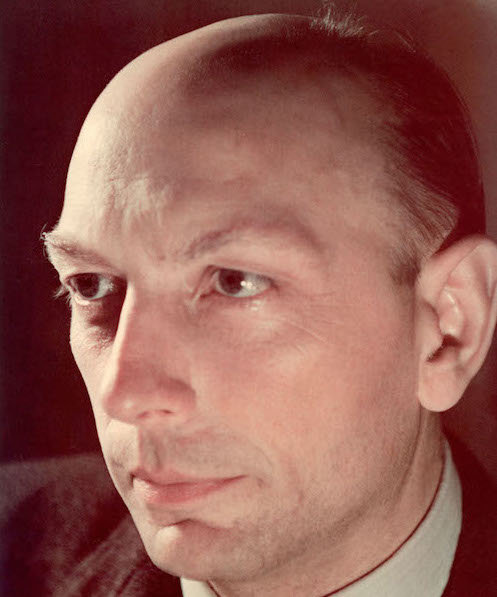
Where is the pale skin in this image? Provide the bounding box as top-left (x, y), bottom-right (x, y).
top-left (45, 15), bottom-right (497, 597)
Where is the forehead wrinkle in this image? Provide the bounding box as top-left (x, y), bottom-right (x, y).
top-left (179, 216), bottom-right (324, 263)
top-left (89, 174), bottom-right (178, 244)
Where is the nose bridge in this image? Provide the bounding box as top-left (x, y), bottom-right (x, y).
top-left (99, 291), bottom-right (196, 423)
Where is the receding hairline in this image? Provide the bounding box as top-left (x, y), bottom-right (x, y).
top-left (88, 12), bottom-right (391, 165)
top-left (76, 11), bottom-right (393, 182)
top-left (73, 14), bottom-right (415, 286)
top-left (92, 14), bottom-right (314, 113)
top-left (74, 11), bottom-right (479, 286)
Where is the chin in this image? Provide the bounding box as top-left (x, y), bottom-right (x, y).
top-left (138, 518), bottom-right (266, 583)
top-left (139, 518), bottom-right (232, 578)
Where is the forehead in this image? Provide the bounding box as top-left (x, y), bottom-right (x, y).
top-left (59, 60), bottom-right (397, 260)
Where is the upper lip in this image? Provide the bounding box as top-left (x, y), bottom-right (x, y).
top-left (131, 467), bottom-right (233, 486)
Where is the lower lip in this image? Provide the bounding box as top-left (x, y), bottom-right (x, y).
top-left (132, 476), bottom-right (241, 505)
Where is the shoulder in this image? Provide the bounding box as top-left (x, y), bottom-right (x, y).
top-left (444, 436), bottom-right (497, 595)
top-left (0, 454), bottom-right (123, 592)
top-left (0, 452), bottom-right (119, 525)
top-left (0, 452), bottom-right (127, 562)
top-left (0, 454), bottom-right (136, 595)
top-left (0, 453), bottom-right (181, 596)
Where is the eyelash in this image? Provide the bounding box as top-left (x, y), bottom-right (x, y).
top-left (54, 284), bottom-right (72, 304)
top-left (57, 268), bottom-right (274, 307)
top-left (55, 274), bottom-right (124, 313)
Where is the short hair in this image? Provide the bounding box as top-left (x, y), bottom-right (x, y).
top-left (312, 5), bottom-right (485, 283)
top-left (198, 6), bottom-right (486, 284)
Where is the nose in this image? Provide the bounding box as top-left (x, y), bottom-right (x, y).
top-left (98, 291), bottom-right (196, 425)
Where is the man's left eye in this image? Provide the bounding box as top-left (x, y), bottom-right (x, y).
top-left (67, 273), bottom-right (119, 302)
top-left (213, 269), bottom-right (272, 298)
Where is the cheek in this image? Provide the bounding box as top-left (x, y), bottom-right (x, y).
top-left (69, 315), bottom-right (112, 423)
top-left (69, 316), bottom-right (93, 383)
top-left (191, 282), bottom-right (417, 471)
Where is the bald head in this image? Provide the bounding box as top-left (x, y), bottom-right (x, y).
top-left (62, 9), bottom-right (483, 285)
top-left (73, 13), bottom-right (379, 168)
top-left (92, 14), bottom-right (312, 109)
top-left (64, 13), bottom-right (394, 253)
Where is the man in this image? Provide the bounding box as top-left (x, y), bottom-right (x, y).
top-left (2, 7), bottom-right (497, 596)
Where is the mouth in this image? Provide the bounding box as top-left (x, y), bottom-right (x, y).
top-left (131, 471), bottom-right (244, 506)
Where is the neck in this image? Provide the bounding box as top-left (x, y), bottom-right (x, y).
top-left (210, 414), bottom-right (444, 597)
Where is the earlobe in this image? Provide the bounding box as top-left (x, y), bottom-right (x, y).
top-left (416, 236), bottom-right (497, 412)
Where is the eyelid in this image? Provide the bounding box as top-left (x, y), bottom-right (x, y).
top-left (197, 267), bottom-right (273, 300)
top-left (64, 272), bottom-right (123, 304)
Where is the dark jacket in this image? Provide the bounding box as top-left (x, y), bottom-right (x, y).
top-left (1, 439), bottom-right (496, 596)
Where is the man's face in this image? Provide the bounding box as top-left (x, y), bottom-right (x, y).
top-left (52, 70), bottom-right (422, 582)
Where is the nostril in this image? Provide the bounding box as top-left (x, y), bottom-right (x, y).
top-left (137, 408), bottom-right (175, 421)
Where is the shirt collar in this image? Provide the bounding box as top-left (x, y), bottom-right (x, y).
top-left (181, 440), bottom-right (462, 597)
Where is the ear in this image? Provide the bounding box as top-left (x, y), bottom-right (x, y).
top-left (416, 235), bottom-right (497, 412)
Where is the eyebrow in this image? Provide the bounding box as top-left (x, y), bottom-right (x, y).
top-left (43, 218), bottom-right (321, 267)
top-left (42, 231), bottom-right (113, 268)
top-left (180, 219), bottom-right (321, 261)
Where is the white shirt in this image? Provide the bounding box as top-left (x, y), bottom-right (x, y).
top-left (181, 441), bottom-right (462, 597)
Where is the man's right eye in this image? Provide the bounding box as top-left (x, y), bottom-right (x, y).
top-left (66, 273), bottom-right (120, 303)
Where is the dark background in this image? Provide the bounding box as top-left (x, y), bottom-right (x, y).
top-left (2, 1), bottom-right (496, 478)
